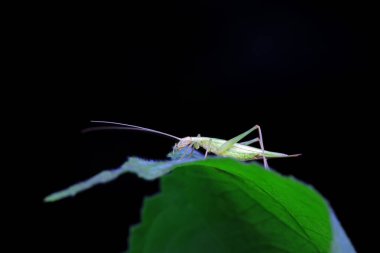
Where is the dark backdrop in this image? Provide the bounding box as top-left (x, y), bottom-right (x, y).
top-left (32, 1), bottom-right (373, 252)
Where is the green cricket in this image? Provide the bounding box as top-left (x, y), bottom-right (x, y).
top-left (87, 121), bottom-right (300, 170)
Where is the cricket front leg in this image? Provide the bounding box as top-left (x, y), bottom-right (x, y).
top-left (179, 144), bottom-right (193, 160)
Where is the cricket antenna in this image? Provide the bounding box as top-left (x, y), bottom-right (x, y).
top-left (82, 126), bottom-right (148, 133)
top-left (86, 120), bottom-right (181, 141)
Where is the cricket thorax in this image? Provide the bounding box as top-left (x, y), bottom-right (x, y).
top-left (175, 137), bottom-right (193, 150)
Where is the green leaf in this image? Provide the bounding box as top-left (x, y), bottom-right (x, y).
top-left (44, 149), bottom-right (356, 252)
top-left (44, 149), bottom-right (204, 202)
top-left (330, 209), bottom-right (356, 253)
top-left (128, 159), bottom-right (335, 253)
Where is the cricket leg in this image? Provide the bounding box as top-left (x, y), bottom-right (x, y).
top-left (255, 125), bottom-right (269, 169)
top-left (186, 140), bottom-right (197, 159)
top-left (239, 137), bottom-right (259, 146)
top-left (217, 126), bottom-right (259, 154)
top-left (193, 134), bottom-right (201, 149)
top-left (204, 138), bottom-right (212, 159)
top-left (218, 125), bottom-right (268, 169)
top-left (188, 146), bottom-right (194, 158)
top-left (180, 144), bottom-right (193, 160)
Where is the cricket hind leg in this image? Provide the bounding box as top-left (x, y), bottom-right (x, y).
top-left (217, 126), bottom-right (259, 154)
top-left (217, 125), bottom-right (269, 169)
top-left (255, 125), bottom-right (269, 170)
top-left (237, 125), bottom-right (269, 169)
top-left (239, 137), bottom-right (259, 146)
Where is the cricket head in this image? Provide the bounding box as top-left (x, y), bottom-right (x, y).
top-left (174, 137), bottom-right (192, 151)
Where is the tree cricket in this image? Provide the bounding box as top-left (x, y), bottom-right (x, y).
top-left (84, 121), bottom-right (300, 170)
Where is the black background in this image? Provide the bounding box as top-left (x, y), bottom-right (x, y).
top-left (28, 1), bottom-right (373, 252)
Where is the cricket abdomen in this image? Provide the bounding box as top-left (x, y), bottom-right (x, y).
top-left (192, 137), bottom-right (289, 161)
